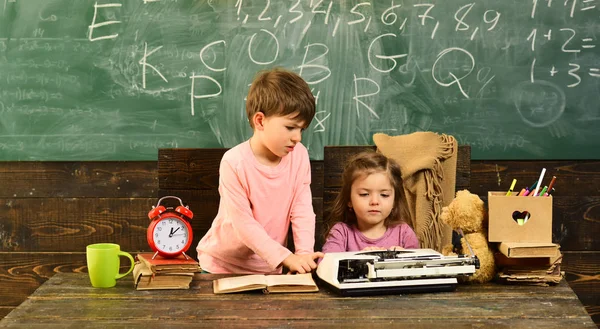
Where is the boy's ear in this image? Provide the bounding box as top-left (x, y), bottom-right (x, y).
top-left (253, 112), bottom-right (266, 130)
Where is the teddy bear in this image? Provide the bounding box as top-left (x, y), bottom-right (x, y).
top-left (440, 189), bottom-right (495, 283)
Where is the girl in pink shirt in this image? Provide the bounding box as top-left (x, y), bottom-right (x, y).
top-left (196, 68), bottom-right (323, 274)
top-left (322, 151), bottom-right (419, 253)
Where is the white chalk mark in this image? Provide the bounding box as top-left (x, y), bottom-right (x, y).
top-left (431, 47), bottom-right (474, 99)
top-left (332, 17), bottom-right (341, 37)
top-left (302, 20), bottom-right (312, 36)
top-left (431, 21), bottom-right (439, 39)
top-left (274, 15), bottom-right (282, 28)
top-left (139, 42), bottom-right (168, 89)
top-left (368, 33), bottom-right (407, 73)
top-left (248, 29), bottom-right (279, 65)
top-left (470, 27), bottom-right (479, 40)
top-left (313, 111), bottom-right (331, 132)
top-left (199, 40), bottom-right (227, 72)
top-left (88, 2), bottom-right (122, 42)
top-left (530, 57), bottom-right (536, 83)
top-left (190, 73), bottom-right (223, 116)
top-left (353, 74), bottom-right (381, 119)
top-left (299, 43), bottom-right (331, 85)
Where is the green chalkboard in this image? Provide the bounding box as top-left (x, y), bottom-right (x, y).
top-left (1, 0), bottom-right (599, 160)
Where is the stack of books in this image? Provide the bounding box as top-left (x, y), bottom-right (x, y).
top-left (495, 242), bottom-right (563, 286)
top-left (133, 253), bottom-right (201, 290)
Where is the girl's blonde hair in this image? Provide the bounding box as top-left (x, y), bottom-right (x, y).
top-left (323, 151), bottom-right (410, 240)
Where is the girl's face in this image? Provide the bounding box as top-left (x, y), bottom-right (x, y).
top-left (348, 171), bottom-right (395, 231)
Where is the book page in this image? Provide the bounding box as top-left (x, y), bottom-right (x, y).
top-left (264, 273), bottom-right (316, 287)
top-left (213, 275), bottom-right (267, 293)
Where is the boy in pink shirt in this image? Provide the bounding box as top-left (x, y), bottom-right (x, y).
top-left (196, 68), bottom-right (324, 274)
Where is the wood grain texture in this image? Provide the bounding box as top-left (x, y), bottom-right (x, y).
top-left (323, 145), bottom-right (471, 191)
top-left (158, 148), bottom-right (227, 190)
top-left (0, 152), bottom-right (598, 327)
top-left (0, 198), bottom-right (155, 252)
top-left (0, 273), bottom-right (595, 329)
top-left (469, 160), bottom-right (600, 196)
top-left (562, 252), bottom-right (600, 309)
top-left (158, 148), bottom-right (324, 198)
top-left (0, 161), bottom-right (157, 198)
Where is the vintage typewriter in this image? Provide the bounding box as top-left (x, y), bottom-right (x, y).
top-left (316, 248), bottom-right (479, 296)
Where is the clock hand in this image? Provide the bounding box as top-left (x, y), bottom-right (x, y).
top-left (168, 227), bottom-right (181, 238)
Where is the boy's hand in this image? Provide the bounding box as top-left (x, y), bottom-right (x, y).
top-left (282, 252), bottom-right (325, 274)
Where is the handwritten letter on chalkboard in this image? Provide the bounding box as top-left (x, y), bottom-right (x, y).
top-left (0, 0), bottom-right (598, 160)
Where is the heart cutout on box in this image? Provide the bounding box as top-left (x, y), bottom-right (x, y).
top-left (512, 210), bottom-right (530, 225)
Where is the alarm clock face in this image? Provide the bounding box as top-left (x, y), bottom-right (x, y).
top-left (151, 216), bottom-right (190, 254)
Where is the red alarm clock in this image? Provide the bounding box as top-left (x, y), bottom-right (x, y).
top-left (147, 196), bottom-right (194, 259)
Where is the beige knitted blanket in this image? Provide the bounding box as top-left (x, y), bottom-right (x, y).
top-left (373, 132), bottom-right (458, 251)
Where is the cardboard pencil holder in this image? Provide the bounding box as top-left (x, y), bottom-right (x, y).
top-left (487, 192), bottom-right (552, 243)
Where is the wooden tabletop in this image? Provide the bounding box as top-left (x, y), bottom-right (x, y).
top-left (0, 273), bottom-right (595, 329)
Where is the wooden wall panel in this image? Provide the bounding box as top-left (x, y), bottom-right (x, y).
top-left (562, 251), bottom-right (600, 326)
top-left (0, 161), bottom-right (156, 319)
top-left (0, 161), bottom-right (157, 198)
top-left (0, 151), bottom-right (598, 328)
top-left (0, 198), bottom-right (155, 252)
top-left (323, 145), bottom-right (471, 191)
top-left (158, 148), bottom-right (324, 198)
top-left (469, 161), bottom-right (600, 195)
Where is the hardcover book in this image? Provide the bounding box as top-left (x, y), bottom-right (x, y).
top-left (133, 261), bottom-right (194, 290)
top-left (137, 253), bottom-right (201, 274)
top-left (213, 273), bottom-right (319, 294)
top-left (498, 242), bottom-right (560, 258)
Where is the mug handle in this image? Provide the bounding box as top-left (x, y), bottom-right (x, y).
top-left (115, 251), bottom-right (135, 279)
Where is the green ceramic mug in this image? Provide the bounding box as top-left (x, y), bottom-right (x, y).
top-left (86, 243), bottom-right (135, 288)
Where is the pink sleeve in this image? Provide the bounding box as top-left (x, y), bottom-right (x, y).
top-left (289, 152), bottom-right (316, 254)
top-left (219, 159), bottom-right (291, 269)
top-left (401, 224), bottom-right (420, 249)
top-left (321, 223), bottom-right (348, 253)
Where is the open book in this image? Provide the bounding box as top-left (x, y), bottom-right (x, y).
top-left (213, 273), bottom-right (319, 294)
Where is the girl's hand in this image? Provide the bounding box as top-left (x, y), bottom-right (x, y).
top-left (361, 246), bottom-right (387, 251)
top-left (389, 246), bottom-right (405, 251)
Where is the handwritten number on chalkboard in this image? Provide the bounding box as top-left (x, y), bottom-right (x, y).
top-left (258, 0), bottom-right (272, 21)
top-left (527, 29), bottom-right (538, 51)
top-left (560, 28), bottom-right (581, 53)
top-left (531, 0), bottom-right (538, 18)
top-left (348, 2), bottom-right (370, 26)
top-left (312, 0), bottom-right (333, 24)
top-left (568, 63), bottom-right (582, 87)
top-left (414, 4), bottom-right (435, 26)
top-left (564, 0), bottom-right (576, 18)
top-left (289, 0), bottom-right (303, 24)
top-left (483, 10), bottom-right (501, 30)
top-left (381, 2), bottom-right (402, 26)
top-left (454, 3), bottom-right (475, 31)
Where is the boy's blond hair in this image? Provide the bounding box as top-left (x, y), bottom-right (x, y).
top-left (246, 68), bottom-right (315, 128)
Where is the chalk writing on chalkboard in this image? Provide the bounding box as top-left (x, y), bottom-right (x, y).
top-left (0, 0), bottom-right (598, 160)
